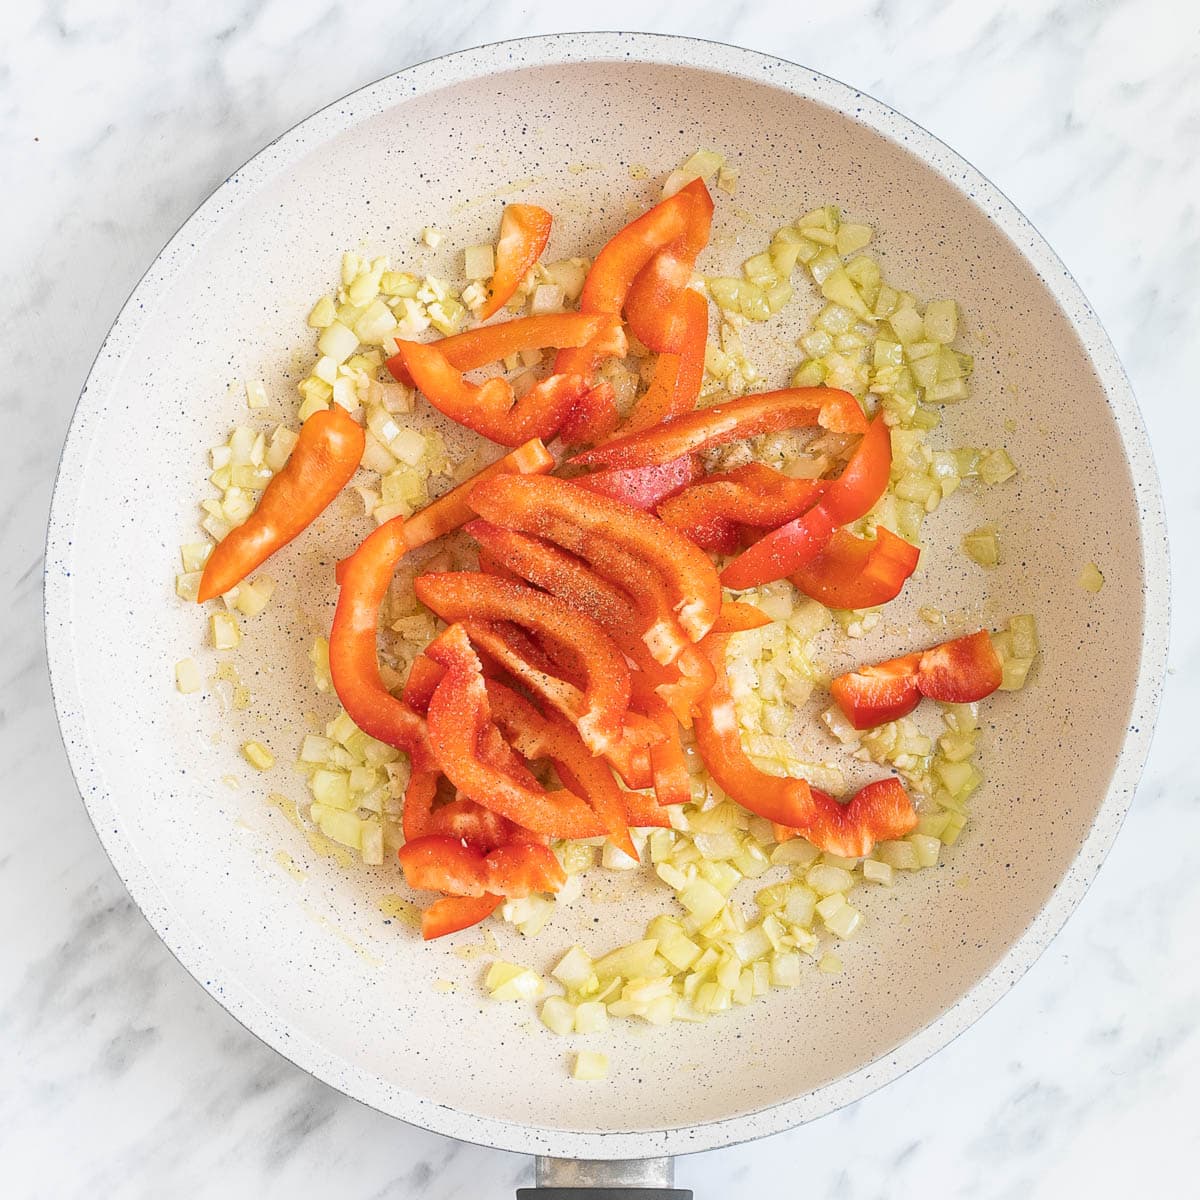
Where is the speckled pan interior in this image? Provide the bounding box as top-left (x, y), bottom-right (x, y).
top-left (45, 35), bottom-right (1167, 1161)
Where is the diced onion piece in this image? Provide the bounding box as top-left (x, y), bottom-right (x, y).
top-left (244, 379), bottom-right (268, 409)
top-left (360, 820), bottom-right (383, 865)
top-left (818, 954), bottom-right (843, 975)
top-left (978, 448), bottom-right (1017, 485)
top-left (310, 637), bottom-right (332, 692)
top-left (572, 1050), bottom-right (609, 1081)
top-left (835, 223), bottom-right (873, 256)
top-left (308, 296), bottom-right (336, 328)
top-left (1079, 562), bottom-right (1104, 593)
top-left (862, 859), bottom-right (894, 887)
top-left (574, 1000), bottom-right (608, 1034)
top-left (486, 961), bottom-right (543, 1001)
top-left (923, 299), bottom-right (958, 344)
top-left (175, 658), bottom-right (202, 694)
top-left (594, 940), bottom-right (660, 984)
top-left (662, 149), bottom-right (725, 198)
top-left (421, 227), bottom-right (444, 249)
top-left (540, 996), bottom-right (575, 1035)
top-left (552, 946), bottom-right (597, 991)
top-left (316, 321), bottom-right (358, 364)
top-left (241, 741), bottom-right (275, 771)
top-left (464, 243), bottom-right (495, 280)
top-left (805, 864), bottom-right (854, 896)
top-left (310, 803), bottom-right (363, 849)
top-left (963, 527), bottom-right (999, 567)
top-left (909, 834), bottom-right (941, 868)
top-left (770, 951), bottom-right (802, 988)
top-left (876, 840), bottom-right (920, 871)
top-left (210, 611), bottom-right (242, 650)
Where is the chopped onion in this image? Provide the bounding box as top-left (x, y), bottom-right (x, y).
top-left (572, 1051), bottom-right (608, 1081)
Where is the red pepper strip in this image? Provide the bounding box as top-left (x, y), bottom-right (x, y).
top-left (399, 835), bottom-right (566, 899)
top-left (771, 779), bottom-right (918, 858)
top-left (401, 654), bottom-right (445, 714)
top-left (572, 386), bottom-right (867, 471)
top-left (386, 313), bottom-right (615, 386)
top-left (792, 527), bottom-right (920, 610)
top-left (478, 203), bottom-right (553, 321)
top-left (327, 519), bottom-right (434, 767)
top-left (414, 571), bottom-right (631, 754)
top-left (486, 681), bottom-right (637, 857)
top-left (711, 601), bottom-right (773, 633)
top-left (691, 631), bottom-right (816, 827)
top-left (621, 289), bottom-right (709, 433)
top-left (421, 894), bottom-right (503, 940)
top-left (198, 406), bottom-right (364, 601)
top-left (396, 324), bottom-right (624, 447)
top-left (402, 767), bottom-right (518, 853)
top-left (401, 438), bottom-right (554, 553)
top-left (467, 518), bottom-right (710, 724)
top-left (829, 651), bottom-right (924, 730)
top-left (623, 180), bottom-right (714, 352)
top-left (916, 630), bottom-right (1003, 703)
top-left (557, 381), bottom-right (620, 447)
top-left (720, 413), bottom-right (892, 590)
top-left (469, 474), bottom-right (722, 645)
top-left (830, 630), bottom-right (1003, 729)
top-left (629, 673), bottom-right (691, 809)
top-left (423, 625), bottom-right (613, 838)
top-left (658, 464), bottom-right (826, 554)
top-left (574, 454), bottom-right (702, 511)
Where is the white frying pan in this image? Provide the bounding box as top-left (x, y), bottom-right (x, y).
top-left (44, 34), bottom-right (1168, 1199)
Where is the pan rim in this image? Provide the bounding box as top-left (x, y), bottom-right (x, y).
top-left (43, 30), bottom-right (1170, 1160)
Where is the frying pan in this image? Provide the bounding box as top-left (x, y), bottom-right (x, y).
top-left (44, 33), bottom-right (1168, 1198)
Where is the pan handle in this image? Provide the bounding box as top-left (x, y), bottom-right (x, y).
top-left (517, 1156), bottom-right (692, 1199)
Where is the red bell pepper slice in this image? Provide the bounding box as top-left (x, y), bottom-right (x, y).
top-left (401, 767), bottom-right (519, 853)
top-left (622, 180), bottom-right (714, 353)
top-left (711, 601), bottom-right (773, 633)
top-left (401, 438), bottom-right (554, 551)
top-left (792, 527), bottom-right (920, 610)
top-left (477, 203), bottom-right (553, 321)
top-left (395, 314), bottom-right (625, 446)
top-left (557, 381), bottom-right (620, 447)
top-left (829, 651), bottom-right (925, 730)
top-left (398, 835), bottom-right (566, 899)
top-left (423, 625), bottom-right (621, 839)
top-left (386, 313), bottom-right (615, 386)
top-left (830, 630), bottom-right (1004, 729)
top-left (573, 454), bottom-right (703, 511)
top-left (327, 519), bottom-right (434, 767)
top-left (916, 630), bottom-right (1003, 702)
top-left (198, 406), bottom-right (364, 602)
top-left (468, 473), bottom-right (722, 646)
top-left (420, 893), bottom-right (503, 940)
top-left (572, 386), bottom-right (867, 471)
top-left (621, 288), bottom-right (709, 434)
top-left (628, 673), bottom-right (691, 809)
top-left (486, 681), bottom-right (638, 856)
top-left (720, 413), bottom-right (892, 589)
top-left (772, 779), bottom-right (918, 858)
top-left (691, 630), bottom-right (817, 828)
top-left (658, 464), bottom-right (825, 553)
top-left (414, 571), bottom-right (631, 754)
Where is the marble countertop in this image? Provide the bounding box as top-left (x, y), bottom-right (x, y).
top-left (3, 1), bottom-right (1197, 1196)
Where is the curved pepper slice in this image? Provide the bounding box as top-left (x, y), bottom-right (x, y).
top-left (830, 629), bottom-right (1004, 729)
top-left (658, 464), bottom-right (825, 553)
top-left (478, 203), bottom-right (553, 321)
top-left (574, 454), bottom-right (702, 512)
top-left (691, 630), bottom-right (817, 828)
top-left (486, 681), bottom-right (637, 856)
top-left (720, 413), bottom-right (892, 589)
top-left (711, 601), bottom-right (773, 633)
top-left (467, 519), bottom-right (711, 724)
top-left (402, 438), bottom-right (554, 551)
top-left (792, 527), bottom-right (920, 610)
top-left (198, 406), bottom-right (364, 601)
top-left (468, 474), bottom-right (722, 646)
top-left (401, 767), bottom-right (519, 852)
top-left (773, 779), bottom-right (918, 858)
top-left (572, 386), bottom-right (867, 471)
top-left (556, 381), bottom-right (621, 447)
top-left (398, 835), bottom-right (566, 899)
top-left (424, 625), bottom-right (619, 839)
top-left (421, 893), bottom-right (503, 940)
top-left (622, 288), bottom-right (709, 434)
top-left (386, 313), bottom-right (615, 387)
top-left (396, 314), bottom-right (626, 446)
top-left (415, 571), bottom-right (631, 754)
top-left (327, 519), bottom-right (433, 767)
top-left (622, 180), bottom-right (714, 353)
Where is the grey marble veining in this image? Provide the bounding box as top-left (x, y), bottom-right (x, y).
top-left (2, 0), bottom-right (1197, 1196)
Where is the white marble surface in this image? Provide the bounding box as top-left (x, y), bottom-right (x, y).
top-left (2, 0), bottom-right (1196, 1196)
